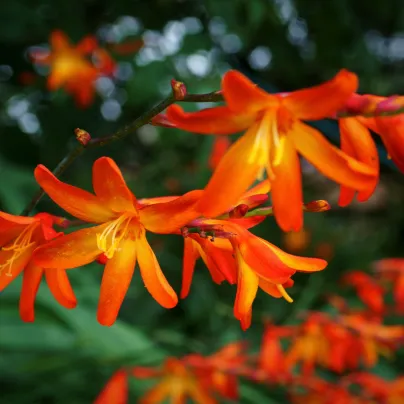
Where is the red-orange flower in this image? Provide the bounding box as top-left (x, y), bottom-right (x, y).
top-left (184, 342), bottom-right (248, 401)
top-left (341, 93), bottom-right (404, 173)
top-left (132, 358), bottom-right (217, 404)
top-left (342, 271), bottom-right (384, 314)
top-left (165, 70), bottom-right (377, 231)
top-left (31, 30), bottom-right (115, 107)
top-left (257, 321), bottom-right (294, 381)
top-left (94, 369), bottom-right (128, 404)
top-left (373, 258), bottom-right (404, 313)
top-left (0, 211), bottom-right (76, 321)
top-left (337, 117), bottom-right (379, 206)
top-left (33, 157), bottom-right (202, 326)
top-left (194, 220), bottom-right (327, 330)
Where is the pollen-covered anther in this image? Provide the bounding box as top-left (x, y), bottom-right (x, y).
top-left (96, 213), bottom-right (139, 259)
top-left (0, 222), bottom-right (39, 276)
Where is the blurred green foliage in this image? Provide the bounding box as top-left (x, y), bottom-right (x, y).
top-left (1, 0), bottom-right (404, 402)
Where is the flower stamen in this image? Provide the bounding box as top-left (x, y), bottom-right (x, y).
top-left (276, 283), bottom-right (294, 303)
top-left (96, 213), bottom-right (136, 259)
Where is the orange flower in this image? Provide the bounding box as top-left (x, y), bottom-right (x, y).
top-left (195, 220), bottom-right (327, 330)
top-left (257, 321), bottom-right (294, 381)
top-left (348, 373), bottom-right (404, 404)
top-left (180, 181), bottom-right (270, 299)
top-left (132, 358), bottom-right (217, 404)
top-left (31, 30), bottom-right (115, 107)
top-left (166, 70), bottom-right (377, 231)
top-left (374, 258), bottom-right (404, 313)
top-left (285, 313), bottom-right (334, 375)
top-left (342, 271), bottom-right (384, 314)
top-left (33, 157), bottom-right (202, 326)
top-left (185, 342), bottom-right (248, 401)
top-left (0, 211), bottom-right (76, 321)
top-left (341, 93), bottom-right (404, 173)
top-left (337, 117), bottom-right (379, 206)
top-left (94, 369), bottom-right (128, 404)
top-left (339, 313), bottom-right (404, 368)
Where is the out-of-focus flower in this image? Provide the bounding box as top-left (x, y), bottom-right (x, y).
top-left (339, 312), bottom-right (404, 368)
top-left (33, 157), bottom-right (202, 326)
top-left (185, 342), bottom-right (248, 401)
top-left (342, 271), bottom-right (384, 314)
top-left (165, 69), bottom-right (376, 231)
top-left (282, 228), bottom-right (311, 253)
top-left (94, 370), bottom-right (128, 404)
top-left (132, 358), bottom-right (217, 404)
top-left (30, 30), bottom-right (116, 107)
top-left (0, 211), bottom-right (76, 321)
top-left (373, 258), bottom-right (404, 313)
top-left (348, 373), bottom-right (404, 404)
top-left (289, 377), bottom-right (367, 404)
top-left (256, 321), bottom-right (294, 381)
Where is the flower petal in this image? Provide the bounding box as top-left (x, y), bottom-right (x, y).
top-left (261, 239), bottom-right (327, 272)
top-left (291, 122), bottom-right (377, 191)
top-left (338, 118), bottom-right (379, 206)
top-left (0, 244), bottom-right (35, 291)
top-left (181, 237), bottom-right (199, 299)
top-left (166, 104), bottom-right (253, 135)
top-left (33, 225), bottom-right (105, 269)
top-left (34, 165), bottom-right (115, 223)
top-left (198, 119), bottom-right (269, 218)
top-left (97, 237), bottom-right (137, 326)
top-left (234, 250), bottom-right (259, 318)
top-left (92, 157), bottom-right (137, 212)
top-left (283, 69), bottom-right (358, 120)
top-left (50, 30), bottom-right (71, 50)
top-left (237, 231), bottom-right (296, 284)
top-left (45, 268), bottom-right (77, 309)
top-left (0, 212), bottom-right (36, 247)
top-left (259, 278), bottom-right (294, 298)
top-left (140, 190), bottom-right (203, 234)
top-left (139, 380), bottom-right (171, 404)
top-left (222, 70), bottom-right (277, 114)
top-left (137, 234), bottom-right (178, 308)
top-left (242, 180), bottom-right (271, 198)
top-left (271, 136), bottom-right (303, 231)
top-left (375, 115), bottom-right (404, 173)
top-left (199, 238), bottom-right (237, 284)
top-left (19, 262), bottom-right (43, 322)
top-left (94, 370), bottom-right (128, 404)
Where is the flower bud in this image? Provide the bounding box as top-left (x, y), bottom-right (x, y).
top-left (74, 128), bottom-right (91, 146)
top-left (171, 79), bottom-right (187, 100)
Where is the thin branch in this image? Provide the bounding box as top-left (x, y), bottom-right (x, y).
top-left (21, 88), bottom-right (224, 216)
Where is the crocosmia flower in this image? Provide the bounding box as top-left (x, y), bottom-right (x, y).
top-left (0, 211), bottom-right (76, 321)
top-left (165, 69), bottom-right (377, 231)
top-left (33, 157), bottom-right (202, 326)
top-left (31, 30), bottom-right (115, 107)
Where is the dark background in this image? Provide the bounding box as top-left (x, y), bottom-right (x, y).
top-left (0, 0), bottom-right (403, 402)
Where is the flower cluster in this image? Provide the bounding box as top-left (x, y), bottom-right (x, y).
top-left (95, 269), bottom-right (404, 403)
top-left (3, 38), bottom-right (404, 331)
